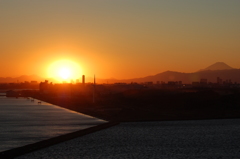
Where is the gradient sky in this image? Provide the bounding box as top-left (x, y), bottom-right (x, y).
top-left (1, 0), bottom-right (240, 79)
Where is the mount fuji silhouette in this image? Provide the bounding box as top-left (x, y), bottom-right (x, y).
top-left (199, 62), bottom-right (234, 71)
top-left (96, 62), bottom-right (239, 84)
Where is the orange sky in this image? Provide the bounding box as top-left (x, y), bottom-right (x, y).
top-left (0, 0), bottom-right (240, 80)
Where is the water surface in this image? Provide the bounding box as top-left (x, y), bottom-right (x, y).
top-left (18, 119), bottom-right (240, 158)
top-left (0, 96), bottom-right (106, 152)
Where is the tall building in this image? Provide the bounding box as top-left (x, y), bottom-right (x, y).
top-left (93, 74), bottom-right (95, 103)
top-left (82, 75), bottom-right (85, 84)
top-left (217, 77), bottom-right (222, 84)
top-left (200, 79), bottom-right (207, 84)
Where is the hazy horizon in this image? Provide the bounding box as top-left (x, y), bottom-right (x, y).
top-left (1, 1), bottom-right (240, 80)
top-left (0, 62), bottom-right (238, 84)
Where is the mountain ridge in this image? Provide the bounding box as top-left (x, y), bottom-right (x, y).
top-left (199, 62), bottom-right (234, 72)
top-left (96, 62), bottom-right (239, 84)
top-left (0, 75), bottom-right (54, 83)
top-left (96, 69), bottom-right (240, 84)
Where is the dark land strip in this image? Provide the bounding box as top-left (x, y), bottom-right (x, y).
top-left (30, 88), bottom-right (240, 122)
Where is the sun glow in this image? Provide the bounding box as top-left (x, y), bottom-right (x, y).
top-left (58, 67), bottom-right (71, 80)
top-left (48, 60), bottom-right (82, 82)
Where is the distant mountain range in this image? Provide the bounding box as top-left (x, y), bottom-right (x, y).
top-left (0, 75), bottom-right (54, 83)
top-left (97, 62), bottom-right (240, 84)
top-left (0, 62), bottom-right (239, 84)
top-left (199, 62), bottom-right (234, 71)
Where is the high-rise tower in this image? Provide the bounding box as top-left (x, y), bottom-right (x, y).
top-left (93, 74), bottom-right (95, 103)
top-left (82, 75), bottom-right (85, 85)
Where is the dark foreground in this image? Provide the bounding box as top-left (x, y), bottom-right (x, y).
top-left (3, 88), bottom-right (240, 158)
top-left (29, 88), bottom-right (240, 122)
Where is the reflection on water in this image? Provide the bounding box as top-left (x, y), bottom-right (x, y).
top-left (0, 96), bottom-right (106, 152)
top-left (17, 119), bottom-right (240, 158)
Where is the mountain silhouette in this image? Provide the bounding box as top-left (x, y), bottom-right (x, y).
top-left (109, 69), bottom-right (240, 84)
top-left (97, 62), bottom-right (239, 84)
top-left (0, 75), bottom-right (47, 83)
top-left (200, 62), bottom-right (234, 71)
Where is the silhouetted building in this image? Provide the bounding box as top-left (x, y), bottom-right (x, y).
top-left (217, 77), bottom-right (222, 84)
top-left (31, 81), bottom-right (38, 84)
top-left (82, 75), bottom-right (85, 84)
top-left (200, 79), bottom-right (208, 84)
top-left (145, 82), bottom-right (153, 85)
top-left (192, 82), bottom-right (200, 87)
top-left (168, 81), bottom-right (180, 86)
top-left (39, 80), bottom-right (49, 93)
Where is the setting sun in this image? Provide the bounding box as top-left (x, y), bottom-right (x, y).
top-left (48, 59), bottom-right (82, 82)
top-left (58, 67), bottom-right (71, 80)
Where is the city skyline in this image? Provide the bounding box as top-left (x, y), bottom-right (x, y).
top-left (1, 0), bottom-right (240, 80)
top-left (0, 62), bottom-right (239, 84)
